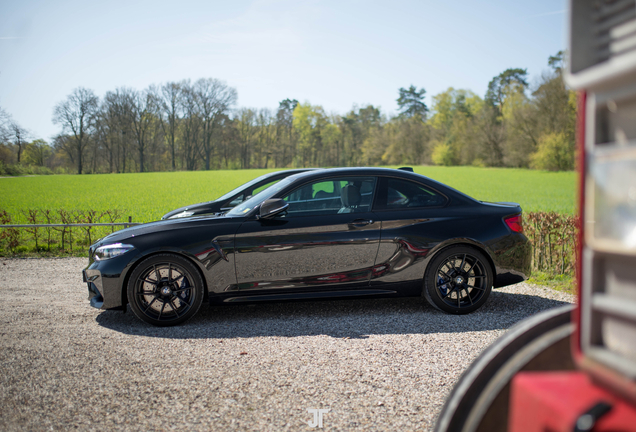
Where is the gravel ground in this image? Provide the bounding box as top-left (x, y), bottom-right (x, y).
top-left (0, 258), bottom-right (575, 431)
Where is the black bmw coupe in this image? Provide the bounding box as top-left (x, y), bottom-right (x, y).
top-left (83, 167), bottom-right (531, 326)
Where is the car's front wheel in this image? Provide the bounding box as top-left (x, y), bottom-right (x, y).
top-left (127, 254), bottom-right (204, 326)
top-left (423, 246), bottom-right (493, 314)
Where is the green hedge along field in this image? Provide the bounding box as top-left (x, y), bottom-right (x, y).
top-left (0, 166), bottom-right (576, 223)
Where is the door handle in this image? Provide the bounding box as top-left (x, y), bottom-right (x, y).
top-left (349, 219), bottom-right (374, 227)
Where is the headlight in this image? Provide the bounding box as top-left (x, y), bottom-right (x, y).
top-left (94, 243), bottom-right (135, 261)
top-left (169, 210), bottom-right (195, 219)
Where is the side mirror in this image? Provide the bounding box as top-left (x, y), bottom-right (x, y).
top-left (258, 198), bottom-right (288, 219)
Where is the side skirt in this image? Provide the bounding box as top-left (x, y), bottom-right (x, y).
top-left (218, 289), bottom-right (400, 303)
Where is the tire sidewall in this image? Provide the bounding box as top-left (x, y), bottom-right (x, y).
top-left (423, 246), bottom-right (493, 314)
top-left (127, 253), bottom-right (204, 326)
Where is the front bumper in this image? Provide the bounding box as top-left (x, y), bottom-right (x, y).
top-left (83, 253), bottom-right (135, 310)
top-left (83, 269), bottom-right (104, 308)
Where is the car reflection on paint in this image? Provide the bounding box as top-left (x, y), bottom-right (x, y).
top-left (83, 167), bottom-right (531, 326)
top-left (161, 168), bottom-right (316, 220)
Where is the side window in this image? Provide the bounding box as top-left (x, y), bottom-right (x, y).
top-left (375, 178), bottom-right (446, 210)
top-left (282, 177), bottom-right (376, 216)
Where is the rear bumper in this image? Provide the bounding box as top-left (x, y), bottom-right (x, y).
top-left (492, 233), bottom-right (532, 288)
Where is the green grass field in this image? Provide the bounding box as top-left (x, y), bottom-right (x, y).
top-left (0, 167), bottom-right (576, 223)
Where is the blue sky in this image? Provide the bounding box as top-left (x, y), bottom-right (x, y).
top-left (0, 0), bottom-right (566, 141)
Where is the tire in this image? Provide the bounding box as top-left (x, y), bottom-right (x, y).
top-left (127, 254), bottom-right (204, 326)
top-left (423, 246), bottom-right (493, 314)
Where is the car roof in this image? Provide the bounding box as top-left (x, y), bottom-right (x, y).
top-left (260, 168), bottom-right (320, 179)
top-left (285, 167), bottom-right (430, 182)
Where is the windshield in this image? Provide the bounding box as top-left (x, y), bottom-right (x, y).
top-left (214, 173), bottom-right (278, 203)
top-left (226, 177), bottom-right (294, 217)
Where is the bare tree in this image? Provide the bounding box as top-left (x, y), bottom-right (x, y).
top-left (180, 82), bottom-right (202, 170)
top-left (52, 88), bottom-right (99, 174)
top-left (53, 134), bottom-right (76, 167)
top-left (194, 78), bottom-right (237, 170)
top-left (158, 81), bottom-right (184, 170)
top-left (126, 87), bottom-right (158, 173)
top-left (101, 88), bottom-right (135, 173)
top-left (0, 107), bottom-right (11, 144)
top-left (0, 108), bottom-right (30, 164)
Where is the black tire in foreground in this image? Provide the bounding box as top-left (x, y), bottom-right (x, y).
top-left (127, 254), bottom-right (204, 326)
top-left (423, 246), bottom-right (493, 314)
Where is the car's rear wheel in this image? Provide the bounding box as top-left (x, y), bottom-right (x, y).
top-left (423, 246), bottom-right (493, 314)
top-left (127, 254), bottom-right (204, 326)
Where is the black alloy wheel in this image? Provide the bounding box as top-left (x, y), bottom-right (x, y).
top-left (423, 246), bottom-right (493, 314)
top-left (127, 254), bottom-right (204, 326)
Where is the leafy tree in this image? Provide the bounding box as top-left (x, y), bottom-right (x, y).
top-left (41, 53), bottom-right (578, 174)
top-left (293, 103), bottom-right (327, 167)
top-left (548, 50), bottom-right (565, 73)
top-left (485, 68), bottom-right (528, 115)
top-left (360, 125), bottom-right (386, 166)
top-left (23, 139), bottom-right (52, 166)
top-left (236, 108), bottom-right (257, 169)
top-left (429, 88), bottom-right (483, 165)
top-left (397, 85), bottom-right (428, 120)
top-left (533, 52), bottom-right (577, 144)
top-left (382, 116), bottom-right (429, 165)
top-left (319, 121), bottom-right (342, 166)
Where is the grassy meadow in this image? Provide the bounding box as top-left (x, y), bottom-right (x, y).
top-left (0, 166), bottom-right (576, 223)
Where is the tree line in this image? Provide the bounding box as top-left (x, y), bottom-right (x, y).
top-left (0, 52), bottom-right (576, 175)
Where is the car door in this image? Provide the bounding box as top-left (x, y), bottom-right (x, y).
top-left (234, 176), bottom-right (381, 292)
top-left (370, 176), bottom-right (450, 290)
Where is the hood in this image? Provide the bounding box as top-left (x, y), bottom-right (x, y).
top-left (96, 213), bottom-right (234, 245)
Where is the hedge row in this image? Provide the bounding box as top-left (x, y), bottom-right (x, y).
top-left (0, 209), bottom-right (578, 277)
top-left (0, 209), bottom-right (131, 255)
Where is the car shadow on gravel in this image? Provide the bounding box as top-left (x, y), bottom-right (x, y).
top-left (95, 288), bottom-right (572, 339)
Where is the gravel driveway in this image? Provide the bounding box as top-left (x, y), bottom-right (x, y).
top-left (0, 258), bottom-right (574, 431)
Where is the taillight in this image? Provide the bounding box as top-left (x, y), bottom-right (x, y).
top-left (504, 214), bottom-right (523, 233)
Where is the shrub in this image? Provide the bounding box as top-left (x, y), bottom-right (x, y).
top-left (525, 211), bottom-right (577, 276)
top-left (431, 142), bottom-right (455, 166)
top-left (530, 132), bottom-right (574, 171)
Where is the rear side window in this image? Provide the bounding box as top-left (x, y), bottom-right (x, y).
top-left (374, 178), bottom-right (446, 210)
